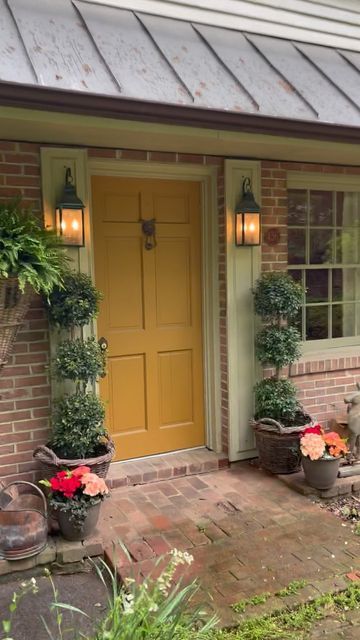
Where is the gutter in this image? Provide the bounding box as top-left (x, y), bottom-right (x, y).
top-left (0, 81), bottom-right (360, 145)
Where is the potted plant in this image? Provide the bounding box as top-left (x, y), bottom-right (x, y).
top-left (252, 272), bottom-right (312, 474)
top-left (40, 466), bottom-right (109, 541)
top-left (300, 425), bottom-right (348, 490)
top-left (0, 201), bottom-right (67, 367)
top-left (34, 272), bottom-right (114, 477)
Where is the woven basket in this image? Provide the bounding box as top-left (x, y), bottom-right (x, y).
top-left (33, 437), bottom-right (115, 479)
top-left (251, 416), bottom-right (313, 475)
top-left (0, 277), bottom-right (32, 368)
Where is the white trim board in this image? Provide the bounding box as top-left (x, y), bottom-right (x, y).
top-left (88, 159), bottom-right (222, 454)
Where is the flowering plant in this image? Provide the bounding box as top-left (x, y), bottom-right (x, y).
top-left (300, 424), bottom-right (348, 461)
top-left (40, 466), bottom-right (109, 529)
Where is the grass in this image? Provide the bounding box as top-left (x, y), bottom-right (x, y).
top-left (215, 582), bottom-right (360, 640)
top-left (231, 580), bottom-right (308, 613)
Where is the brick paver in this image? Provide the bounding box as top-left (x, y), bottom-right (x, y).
top-left (99, 463), bottom-right (360, 624)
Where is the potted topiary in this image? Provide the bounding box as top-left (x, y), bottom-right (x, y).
top-left (34, 272), bottom-right (114, 478)
top-left (252, 272), bottom-right (312, 474)
top-left (0, 201), bottom-right (67, 368)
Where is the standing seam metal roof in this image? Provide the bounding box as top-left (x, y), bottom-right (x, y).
top-left (1, 0), bottom-right (360, 127)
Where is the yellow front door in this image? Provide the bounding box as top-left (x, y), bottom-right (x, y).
top-left (92, 176), bottom-right (205, 461)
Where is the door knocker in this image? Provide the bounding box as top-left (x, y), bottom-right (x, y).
top-left (140, 218), bottom-right (156, 250)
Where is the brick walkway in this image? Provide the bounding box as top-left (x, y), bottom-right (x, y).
top-left (99, 463), bottom-right (360, 625)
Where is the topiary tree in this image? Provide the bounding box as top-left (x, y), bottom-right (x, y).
top-left (253, 272), bottom-right (306, 427)
top-left (43, 273), bottom-right (109, 460)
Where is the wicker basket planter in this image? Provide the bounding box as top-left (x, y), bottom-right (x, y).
top-left (0, 277), bottom-right (32, 368)
top-left (33, 436), bottom-right (115, 479)
top-left (252, 416), bottom-right (312, 475)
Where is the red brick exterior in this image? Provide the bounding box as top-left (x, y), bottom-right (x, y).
top-left (0, 142), bottom-right (359, 481)
top-left (0, 142), bottom-right (51, 483)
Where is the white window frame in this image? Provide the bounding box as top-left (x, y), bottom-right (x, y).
top-left (287, 171), bottom-right (360, 353)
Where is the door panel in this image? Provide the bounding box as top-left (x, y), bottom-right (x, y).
top-left (92, 175), bottom-right (205, 460)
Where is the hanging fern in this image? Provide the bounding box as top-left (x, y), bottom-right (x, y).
top-left (0, 201), bottom-right (68, 295)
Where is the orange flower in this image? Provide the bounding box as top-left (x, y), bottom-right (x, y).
top-left (81, 472), bottom-right (109, 497)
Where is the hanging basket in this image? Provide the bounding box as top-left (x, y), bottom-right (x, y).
top-left (251, 413), bottom-right (313, 475)
top-left (0, 277), bottom-right (32, 369)
top-left (33, 436), bottom-right (115, 479)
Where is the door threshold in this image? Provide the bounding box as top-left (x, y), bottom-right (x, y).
top-left (107, 448), bottom-right (229, 488)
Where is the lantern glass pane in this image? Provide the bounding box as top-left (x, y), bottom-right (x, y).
top-left (244, 212), bottom-right (260, 245)
top-left (235, 212), bottom-right (244, 245)
top-left (57, 208), bottom-right (84, 246)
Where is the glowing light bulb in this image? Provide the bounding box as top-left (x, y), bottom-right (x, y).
top-left (249, 223), bottom-right (256, 232)
top-left (71, 219), bottom-right (79, 231)
top-left (61, 220), bottom-right (67, 231)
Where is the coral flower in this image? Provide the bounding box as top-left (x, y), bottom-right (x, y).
top-left (81, 472), bottom-right (109, 497)
top-left (300, 433), bottom-right (325, 460)
top-left (72, 466), bottom-right (91, 477)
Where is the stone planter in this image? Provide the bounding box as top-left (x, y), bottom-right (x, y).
top-left (301, 455), bottom-right (341, 490)
top-left (57, 501), bottom-right (101, 541)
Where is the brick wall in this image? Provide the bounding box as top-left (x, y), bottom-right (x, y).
top-left (261, 160), bottom-right (360, 427)
top-left (0, 142), bottom-right (51, 483)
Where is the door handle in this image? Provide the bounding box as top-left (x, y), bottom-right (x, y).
top-left (98, 337), bottom-right (108, 351)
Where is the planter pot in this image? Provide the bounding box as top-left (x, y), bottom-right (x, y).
top-left (33, 438), bottom-right (115, 479)
top-left (252, 414), bottom-right (313, 475)
top-left (301, 455), bottom-right (341, 490)
top-left (57, 501), bottom-right (101, 541)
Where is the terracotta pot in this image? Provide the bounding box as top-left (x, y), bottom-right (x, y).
top-left (57, 501), bottom-right (101, 541)
top-left (301, 455), bottom-right (341, 490)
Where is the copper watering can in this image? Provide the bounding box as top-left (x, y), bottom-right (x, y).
top-left (0, 481), bottom-right (48, 560)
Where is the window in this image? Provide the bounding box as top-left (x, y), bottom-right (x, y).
top-left (287, 187), bottom-right (360, 343)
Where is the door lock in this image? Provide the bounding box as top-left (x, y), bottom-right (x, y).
top-left (98, 337), bottom-right (108, 351)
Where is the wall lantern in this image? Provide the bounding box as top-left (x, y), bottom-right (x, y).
top-left (55, 167), bottom-right (85, 247)
top-left (235, 177), bottom-right (261, 246)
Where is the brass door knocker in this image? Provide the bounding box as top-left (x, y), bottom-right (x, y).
top-left (140, 218), bottom-right (156, 250)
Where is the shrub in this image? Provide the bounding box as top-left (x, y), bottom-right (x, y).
top-left (255, 326), bottom-right (301, 369)
top-left (51, 392), bottom-right (106, 459)
top-left (253, 271), bottom-right (303, 320)
top-left (53, 337), bottom-right (106, 388)
top-left (46, 271), bottom-right (101, 327)
top-left (0, 201), bottom-right (68, 295)
top-left (254, 377), bottom-right (298, 423)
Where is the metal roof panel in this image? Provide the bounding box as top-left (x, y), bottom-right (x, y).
top-left (0, 0), bottom-right (35, 83)
top-left (75, 1), bottom-right (191, 103)
top-left (139, 13), bottom-right (256, 112)
top-left (8, 0), bottom-right (118, 93)
top-left (247, 33), bottom-right (360, 125)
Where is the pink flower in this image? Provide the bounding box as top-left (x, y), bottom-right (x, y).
top-left (72, 466), bottom-right (91, 478)
top-left (81, 472), bottom-right (109, 497)
top-left (300, 433), bottom-right (326, 460)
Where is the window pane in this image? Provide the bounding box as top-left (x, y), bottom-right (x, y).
top-left (306, 269), bottom-right (328, 303)
top-left (288, 189), bottom-right (307, 226)
top-left (306, 306), bottom-right (328, 340)
top-left (337, 192), bottom-right (360, 227)
top-left (288, 228), bottom-right (306, 264)
top-left (310, 229), bottom-right (333, 263)
top-left (288, 269), bottom-right (302, 283)
top-left (310, 190), bottom-right (333, 226)
top-left (332, 304), bottom-right (355, 338)
top-left (333, 268), bottom-right (356, 302)
top-left (335, 229), bottom-right (359, 264)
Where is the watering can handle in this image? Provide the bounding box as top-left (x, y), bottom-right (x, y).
top-left (0, 481), bottom-right (47, 519)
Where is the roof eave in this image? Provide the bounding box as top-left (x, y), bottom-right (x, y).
top-left (0, 81), bottom-right (360, 145)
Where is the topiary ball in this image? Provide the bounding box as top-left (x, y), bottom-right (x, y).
top-left (253, 272), bottom-right (304, 320)
top-left (255, 326), bottom-right (301, 369)
top-left (46, 271), bottom-right (102, 328)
